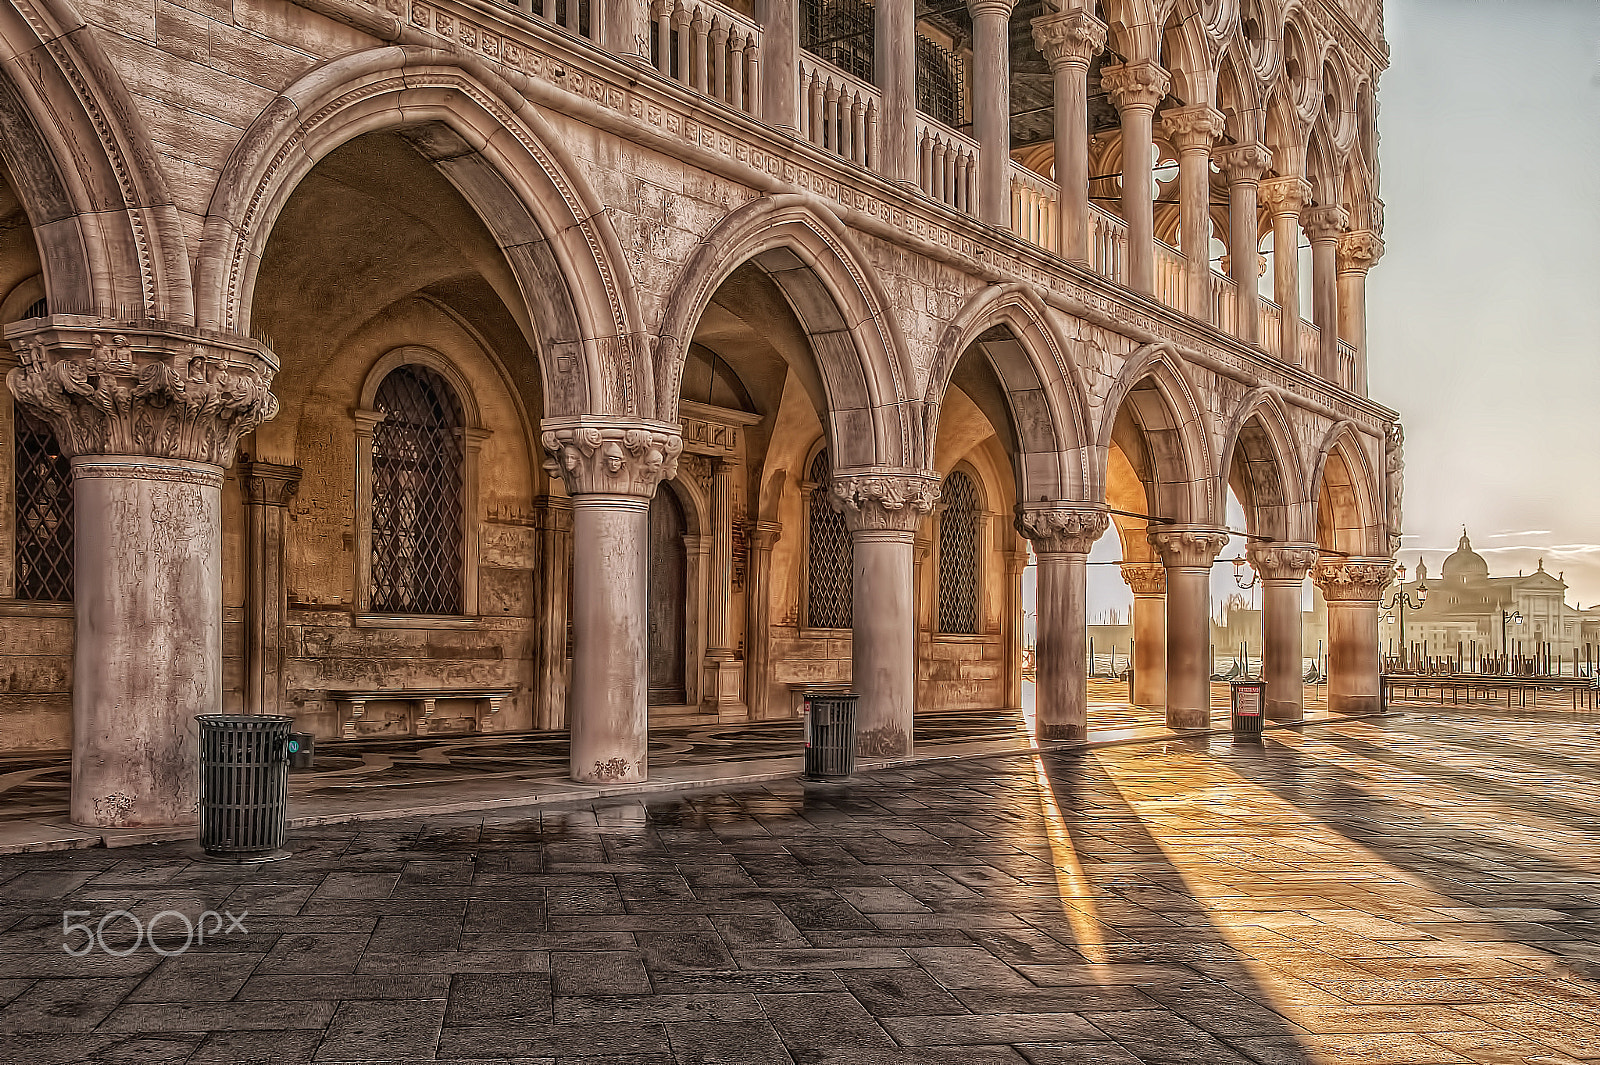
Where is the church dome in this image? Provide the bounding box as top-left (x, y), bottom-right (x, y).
top-left (1441, 529), bottom-right (1489, 582)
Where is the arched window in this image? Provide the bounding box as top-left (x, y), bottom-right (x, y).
top-left (937, 469), bottom-right (980, 635)
top-left (13, 406), bottom-right (73, 602)
top-left (370, 365), bottom-right (464, 615)
top-left (806, 448), bottom-right (852, 629)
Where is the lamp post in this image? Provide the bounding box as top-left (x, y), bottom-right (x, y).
top-left (1500, 608), bottom-right (1523, 673)
top-left (1381, 562), bottom-right (1426, 672)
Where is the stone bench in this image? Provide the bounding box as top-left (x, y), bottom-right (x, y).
top-left (326, 687), bottom-right (513, 739)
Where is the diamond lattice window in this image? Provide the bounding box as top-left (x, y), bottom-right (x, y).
top-left (806, 448), bottom-right (852, 630)
top-left (938, 469), bottom-right (979, 634)
top-left (14, 406), bottom-right (73, 602)
top-left (370, 365), bottom-right (464, 615)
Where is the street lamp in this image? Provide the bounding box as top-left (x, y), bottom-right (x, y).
top-left (1500, 609), bottom-right (1523, 671)
top-left (1229, 555), bottom-right (1258, 589)
top-left (1381, 562), bottom-right (1427, 672)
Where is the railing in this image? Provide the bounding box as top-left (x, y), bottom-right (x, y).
top-left (1337, 338), bottom-right (1358, 392)
top-left (1154, 240), bottom-right (1186, 315)
top-left (797, 54), bottom-right (878, 167)
top-left (650, 0), bottom-right (762, 117)
top-left (1209, 271), bottom-right (1236, 335)
top-left (1259, 297), bottom-right (1283, 359)
top-left (1088, 203), bottom-right (1128, 286)
top-left (519, 0), bottom-right (594, 40)
top-left (915, 116), bottom-right (979, 214)
top-left (1299, 318), bottom-right (1321, 365)
top-left (1009, 164), bottom-right (1058, 254)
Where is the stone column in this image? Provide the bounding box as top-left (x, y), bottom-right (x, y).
top-left (1303, 204), bottom-right (1348, 383)
top-left (541, 419), bottom-right (683, 783)
top-left (1313, 557), bottom-right (1392, 716)
top-left (1016, 506), bottom-right (1109, 742)
top-left (1003, 549), bottom-right (1028, 710)
top-left (876, 0), bottom-right (918, 184)
top-left (1259, 175), bottom-right (1312, 365)
top-left (1121, 562), bottom-right (1167, 711)
top-left (702, 458), bottom-right (745, 715)
top-left (1216, 143), bottom-right (1271, 346)
top-left (1247, 543), bottom-right (1319, 723)
top-left (1032, 10), bottom-right (1106, 265)
top-left (968, 0), bottom-right (1017, 226)
top-left (531, 495), bottom-right (573, 731)
top-left (1100, 60), bottom-right (1170, 296)
top-left (603, 0), bottom-right (646, 59)
top-left (1160, 105), bottom-right (1226, 322)
top-left (832, 471), bottom-right (940, 758)
top-left (241, 462), bottom-right (300, 719)
top-left (1337, 230), bottom-right (1384, 396)
top-left (6, 324), bottom-right (279, 828)
top-left (756, 0), bottom-right (797, 129)
top-left (743, 521), bottom-right (780, 719)
top-left (1149, 527), bottom-right (1228, 729)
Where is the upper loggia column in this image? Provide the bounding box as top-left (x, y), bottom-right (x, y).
top-left (1216, 143), bottom-right (1271, 346)
top-left (1247, 543), bottom-right (1320, 723)
top-left (1303, 204), bottom-right (1348, 383)
top-left (968, 0), bottom-right (1018, 226)
top-left (1337, 229), bottom-right (1384, 396)
top-left (743, 521), bottom-right (781, 720)
top-left (1100, 60), bottom-right (1170, 295)
top-left (1149, 526), bottom-right (1229, 729)
top-left (1016, 505), bottom-right (1110, 742)
top-left (876, 0), bottom-right (918, 184)
top-left (603, 0), bottom-right (646, 58)
top-left (1160, 105), bottom-right (1227, 322)
top-left (242, 461), bottom-right (301, 718)
top-left (542, 418), bottom-right (683, 783)
top-left (6, 322), bottom-right (280, 828)
top-left (1121, 562), bottom-right (1167, 712)
top-left (1313, 557), bottom-right (1393, 716)
top-left (832, 470), bottom-right (940, 758)
top-left (1031, 9), bottom-right (1106, 265)
top-left (757, 0), bottom-right (797, 129)
top-left (703, 457), bottom-right (745, 715)
top-left (1259, 175), bottom-right (1312, 366)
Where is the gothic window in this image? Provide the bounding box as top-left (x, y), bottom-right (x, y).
top-left (806, 448), bottom-right (852, 629)
top-left (369, 365), bottom-right (464, 614)
top-left (937, 469), bottom-right (980, 635)
top-left (13, 406), bottom-right (73, 602)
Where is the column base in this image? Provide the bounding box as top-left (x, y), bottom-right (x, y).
top-left (701, 658), bottom-right (747, 722)
top-left (1265, 702), bottom-right (1304, 724)
top-left (1166, 708), bottom-right (1209, 729)
top-left (1038, 722), bottom-right (1085, 743)
top-left (1331, 694), bottom-right (1382, 716)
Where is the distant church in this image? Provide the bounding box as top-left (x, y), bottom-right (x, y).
top-left (1385, 530), bottom-right (1599, 659)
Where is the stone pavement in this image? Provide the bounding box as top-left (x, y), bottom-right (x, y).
top-left (2, 705), bottom-right (1599, 1064)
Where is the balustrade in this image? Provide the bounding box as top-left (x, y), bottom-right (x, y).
top-left (650, 0), bottom-right (761, 116)
top-left (797, 54), bottom-right (878, 166)
top-left (1259, 298), bottom-right (1283, 358)
top-left (916, 117), bottom-right (979, 215)
top-left (1209, 271), bottom-right (1236, 335)
top-left (1299, 319), bottom-right (1321, 369)
top-left (1088, 203), bottom-right (1128, 287)
top-left (515, 0), bottom-right (593, 39)
top-left (1009, 164), bottom-right (1058, 253)
top-left (1154, 239), bottom-right (1186, 315)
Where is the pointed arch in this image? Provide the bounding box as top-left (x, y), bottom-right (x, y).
top-left (1309, 420), bottom-right (1383, 556)
top-left (1217, 388), bottom-right (1310, 542)
top-left (654, 194), bottom-right (917, 469)
top-left (1158, 0), bottom-right (1217, 105)
top-left (1095, 344), bottom-right (1216, 526)
top-left (196, 46), bottom-right (644, 419)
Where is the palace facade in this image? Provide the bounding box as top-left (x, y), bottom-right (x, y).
top-left (0, 0), bottom-right (1401, 827)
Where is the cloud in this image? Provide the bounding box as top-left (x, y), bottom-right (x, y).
top-left (1485, 530), bottom-right (1552, 538)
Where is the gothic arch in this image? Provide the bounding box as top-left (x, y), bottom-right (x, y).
top-left (1217, 388), bottom-right (1309, 542)
top-left (654, 194), bottom-right (918, 470)
top-left (1309, 420), bottom-right (1383, 556)
top-left (196, 46), bottom-right (644, 419)
top-left (0, 0), bottom-right (192, 319)
top-left (925, 284), bottom-right (1092, 504)
top-left (1095, 344), bottom-right (1216, 527)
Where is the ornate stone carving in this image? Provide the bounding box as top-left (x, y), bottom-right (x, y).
top-left (540, 418), bottom-right (683, 498)
top-left (1246, 543), bottom-right (1321, 581)
top-left (1337, 230), bottom-right (1386, 273)
top-left (830, 471), bottom-right (941, 533)
top-left (240, 461), bottom-right (302, 507)
top-left (1120, 562), bottom-right (1166, 596)
top-left (6, 321), bottom-right (280, 467)
top-left (1312, 557), bottom-right (1396, 601)
top-left (1384, 421), bottom-right (1404, 556)
top-left (1030, 9), bottom-right (1106, 69)
top-left (1014, 505), bottom-right (1109, 554)
top-left (1302, 204), bottom-right (1350, 242)
top-left (1259, 176), bottom-right (1313, 216)
top-left (1149, 527), bottom-right (1230, 569)
top-left (1215, 142), bottom-right (1273, 182)
top-left (1099, 61), bottom-right (1171, 112)
top-left (1159, 105), bottom-right (1226, 150)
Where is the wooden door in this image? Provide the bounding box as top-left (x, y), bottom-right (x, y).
top-left (648, 489), bottom-right (687, 704)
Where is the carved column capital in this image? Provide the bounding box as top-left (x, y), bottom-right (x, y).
top-left (746, 520), bottom-right (782, 551)
top-left (1303, 204), bottom-right (1350, 242)
top-left (966, 0), bottom-right (1017, 20)
top-left (1337, 230), bottom-right (1386, 273)
top-left (1120, 562), bottom-right (1166, 596)
top-left (830, 470), bottom-right (941, 534)
top-left (1246, 542), bottom-right (1320, 582)
top-left (1031, 9), bottom-right (1106, 70)
top-left (1100, 60), bottom-right (1170, 113)
top-left (5, 319), bottom-right (280, 467)
top-left (240, 460), bottom-right (301, 507)
top-left (540, 417), bottom-right (683, 499)
top-left (1259, 176), bottom-right (1313, 217)
top-left (1149, 526), bottom-right (1230, 569)
top-left (1215, 142), bottom-right (1273, 182)
top-left (1015, 505), bottom-right (1108, 554)
top-left (1312, 556), bottom-right (1396, 602)
top-left (1159, 105), bottom-right (1226, 151)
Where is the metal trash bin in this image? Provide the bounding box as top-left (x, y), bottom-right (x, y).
top-left (197, 714), bottom-right (294, 861)
top-left (1229, 677), bottom-right (1266, 737)
top-left (801, 692), bottom-right (858, 779)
